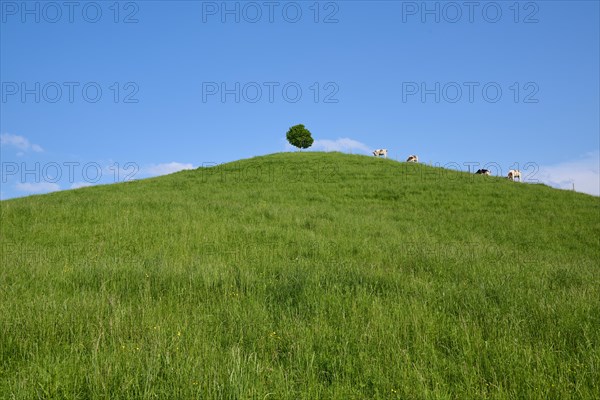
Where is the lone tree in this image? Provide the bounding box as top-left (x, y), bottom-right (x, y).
top-left (286, 124), bottom-right (314, 150)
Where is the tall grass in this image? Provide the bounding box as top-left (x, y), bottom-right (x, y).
top-left (1, 152), bottom-right (599, 398)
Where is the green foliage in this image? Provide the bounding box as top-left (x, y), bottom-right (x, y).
top-left (286, 124), bottom-right (314, 150)
top-left (1, 152), bottom-right (599, 399)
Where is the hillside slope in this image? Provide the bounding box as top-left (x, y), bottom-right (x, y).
top-left (1, 152), bottom-right (599, 399)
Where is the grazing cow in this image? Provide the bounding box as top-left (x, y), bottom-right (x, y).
top-left (406, 155), bottom-right (419, 163)
top-left (373, 149), bottom-right (388, 158)
top-left (476, 169), bottom-right (491, 175)
top-left (508, 169), bottom-right (522, 181)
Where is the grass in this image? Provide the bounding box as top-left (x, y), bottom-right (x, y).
top-left (1, 152), bottom-right (599, 399)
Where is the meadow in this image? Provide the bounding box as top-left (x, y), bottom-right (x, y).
top-left (1, 152), bottom-right (599, 399)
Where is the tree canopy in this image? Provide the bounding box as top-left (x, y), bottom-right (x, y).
top-left (286, 124), bottom-right (314, 150)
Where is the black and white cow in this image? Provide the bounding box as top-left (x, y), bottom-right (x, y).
top-left (406, 155), bottom-right (418, 163)
top-left (475, 169), bottom-right (491, 175)
top-left (373, 149), bottom-right (388, 158)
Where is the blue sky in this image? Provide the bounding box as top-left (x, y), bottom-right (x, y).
top-left (1, 0), bottom-right (599, 198)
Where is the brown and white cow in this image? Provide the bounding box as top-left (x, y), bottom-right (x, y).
top-left (373, 149), bottom-right (388, 158)
top-left (406, 155), bottom-right (418, 163)
top-left (508, 169), bottom-right (522, 181)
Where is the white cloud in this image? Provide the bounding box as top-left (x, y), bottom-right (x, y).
top-left (536, 152), bottom-right (599, 196)
top-left (310, 138), bottom-right (372, 154)
top-left (15, 182), bottom-right (60, 194)
top-left (0, 133), bottom-right (44, 153)
top-left (144, 162), bottom-right (195, 176)
top-left (70, 182), bottom-right (93, 189)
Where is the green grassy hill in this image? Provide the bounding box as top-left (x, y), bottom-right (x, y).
top-left (1, 152), bottom-right (599, 399)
